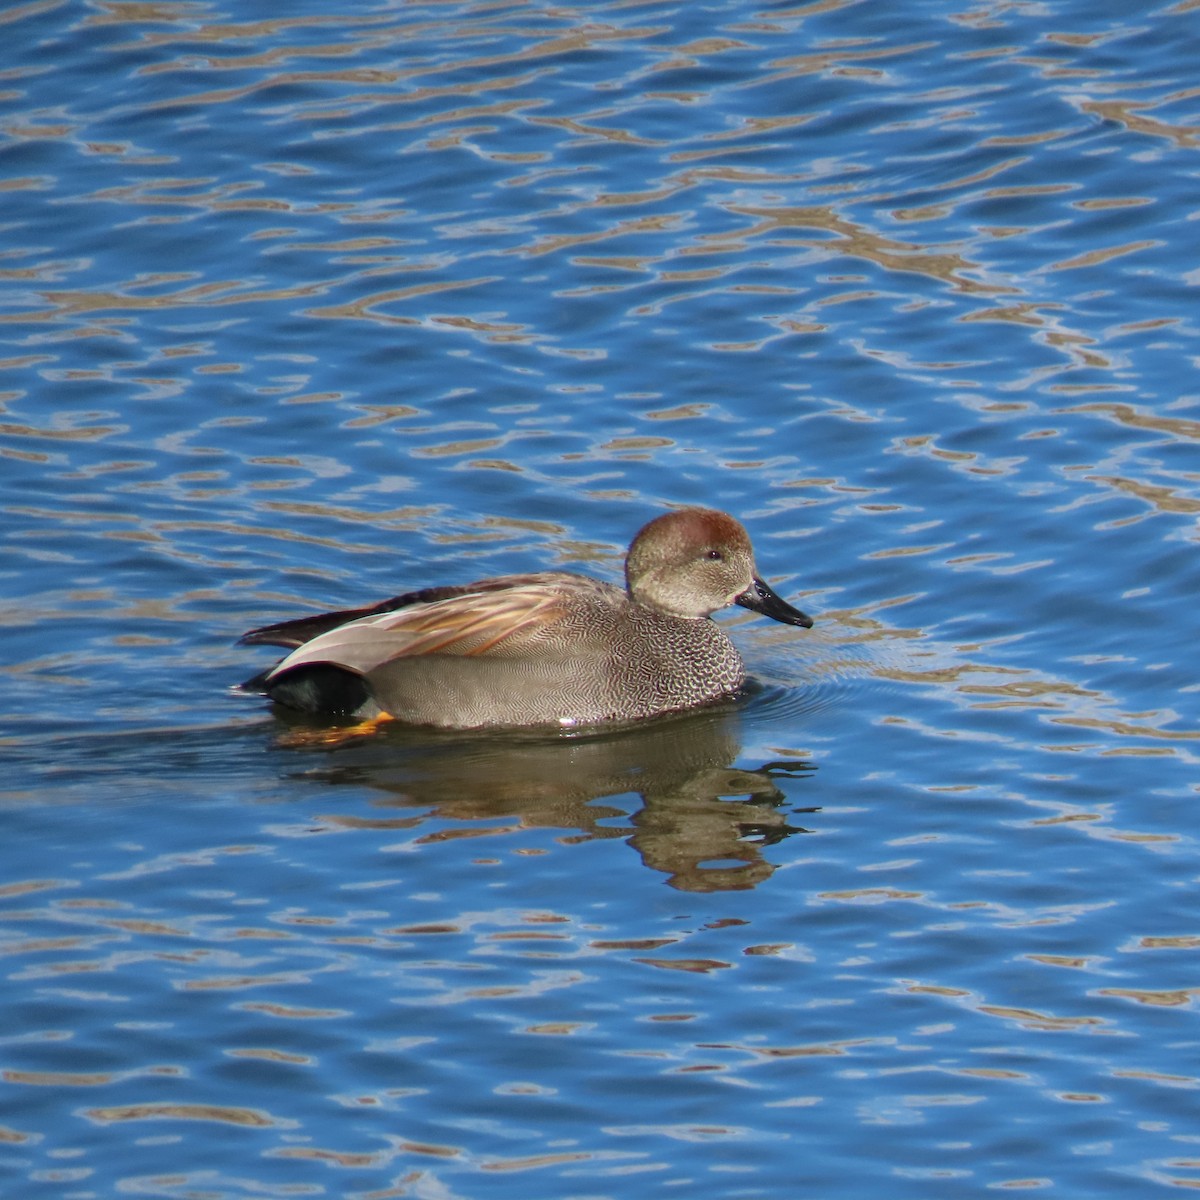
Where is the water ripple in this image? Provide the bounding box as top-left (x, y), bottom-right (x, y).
top-left (4, 0), bottom-right (1200, 1195)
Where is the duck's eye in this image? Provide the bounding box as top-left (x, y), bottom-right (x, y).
top-left (705, 549), bottom-right (724, 561)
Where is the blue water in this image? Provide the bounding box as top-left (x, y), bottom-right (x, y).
top-left (3, 1), bottom-right (1200, 1195)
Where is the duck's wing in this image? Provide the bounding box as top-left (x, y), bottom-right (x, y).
top-left (261, 577), bottom-right (586, 681)
top-left (238, 583), bottom-right (492, 649)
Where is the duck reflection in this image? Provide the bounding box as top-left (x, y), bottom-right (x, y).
top-left (277, 704), bottom-right (817, 892)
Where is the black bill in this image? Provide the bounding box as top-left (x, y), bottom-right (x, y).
top-left (735, 577), bottom-right (813, 628)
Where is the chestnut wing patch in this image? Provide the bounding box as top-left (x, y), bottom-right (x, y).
top-left (265, 584), bottom-right (569, 681)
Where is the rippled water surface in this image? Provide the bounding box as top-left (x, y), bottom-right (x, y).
top-left (4, 1), bottom-right (1200, 1195)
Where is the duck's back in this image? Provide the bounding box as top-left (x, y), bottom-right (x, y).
top-left (248, 572), bottom-right (747, 728)
top-left (363, 578), bottom-right (747, 728)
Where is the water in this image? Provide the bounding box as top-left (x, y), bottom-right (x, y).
top-left (3, 0), bottom-right (1200, 1195)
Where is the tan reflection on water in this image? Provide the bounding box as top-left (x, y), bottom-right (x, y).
top-left (811, 596), bottom-right (1195, 763)
top-left (84, 1102), bottom-right (283, 1126)
top-left (107, 13), bottom-right (658, 118)
top-left (911, 986), bottom-right (1109, 1034)
top-left (1080, 97), bottom-right (1200, 149)
top-left (1083, 474), bottom-right (1200, 518)
top-left (1046, 239), bottom-right (1158, 273)
top-left (293, 707), bottom-right (817, 892)
top-left (1137, 934), bottom-right (1200, 949)
top-left (1069, 401), bottom-right (1200, 443)
top-left (4, 1070), bottom-right (114, 1086)
top-left (718, 204), bottom-right (1008, 295)
top-left (5, 279), bottom-right (334, 324)
top-left (307, 279), bottom-right (504, 326)
top-left (1049, 715), bottom-right (1200, 746)
top-left (1098, 987), bottom-right (1200, 1007)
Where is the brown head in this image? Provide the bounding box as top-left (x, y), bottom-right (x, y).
top-left (624, 508), bottom-right (813, 627)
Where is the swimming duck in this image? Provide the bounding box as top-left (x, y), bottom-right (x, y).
top-left (239, 507), bottom-right (812, 729)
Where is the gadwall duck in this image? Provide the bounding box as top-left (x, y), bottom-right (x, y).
top-left (239, 507), bottom-right (812, 729)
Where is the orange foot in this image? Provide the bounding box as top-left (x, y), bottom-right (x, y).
top-left (276, 712), bottom-right (395, 749)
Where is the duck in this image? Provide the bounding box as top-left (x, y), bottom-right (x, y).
top-left (238, 507), bottom-right (812, 729)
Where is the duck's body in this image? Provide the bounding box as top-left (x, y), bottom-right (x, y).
top-left (239, 508), bottom-right (812, 729)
